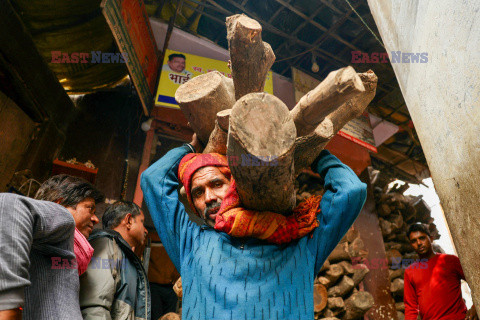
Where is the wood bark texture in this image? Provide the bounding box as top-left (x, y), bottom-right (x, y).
top-left (290, 66), bottom-right (365, 137)
top-left (226, 14), bottom-right (275, 100)
top-left (227, 92), bottom-right (296, 213)
top-left (175, 71), bottom-right (235, 144)
top-left (293, 70), bottom-right (378, 174)
top-left (314, 283), bottom-right (329, 313)
top-left (342, 291), bottom-right (375, 320)
top-left (203, 109), bottom-right (231, 154)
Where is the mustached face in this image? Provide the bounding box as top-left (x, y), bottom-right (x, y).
top-left (190, 166), bottom-right (231, 227)
top-left (203, 201), bottom-right (222, 227)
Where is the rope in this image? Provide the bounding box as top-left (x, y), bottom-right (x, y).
top-left (343, 0), bottom-right (385, 49)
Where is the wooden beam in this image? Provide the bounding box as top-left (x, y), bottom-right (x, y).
top-left (272, 5), bottom-right (325, 57)
top-left (273, 0), bottom-right (362, 52)
top-left (278, 7), bottom-right (355, 75)
top-left (209, 0), bottom-right (355, 68)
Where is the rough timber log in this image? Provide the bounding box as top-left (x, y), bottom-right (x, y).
top-left (314, 283), bottom-right (329, 313)
top-left (325, 264), bottom-right (344, 284)
top-left (203, 109), bottom-right (231, 154)
top-left (328, 276), bottom-right (355, 297)
top-left (226, 14), bottom-right (275, 100)
top-left (343, 291), bottom-right (375, 320)
top-left (352, 264), bottom-right (370, 287)
top-left (175, 71), bottom-right (235, 144)
top-left (328, 242), bottom-right (351, 263)
top-left (290, 66), bottom-right (365, 137)
top-left (294, 70), bottom-right (378, 174)
top-left (227, 92), bottom-right (297, 214)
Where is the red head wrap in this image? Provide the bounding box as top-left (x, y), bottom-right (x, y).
top-left (178, 152), bottom-right (320, 244)
top-left (178, 153), bottom-right (231, 215)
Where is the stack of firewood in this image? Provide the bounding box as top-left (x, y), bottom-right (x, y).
top-left (313, 229), bottom-right (374, 320)
top-left (296, 177), bottom-right (374, 320)
top-left (373, 180), bottom-right (439, 320)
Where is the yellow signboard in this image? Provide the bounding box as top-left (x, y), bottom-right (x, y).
top-left (155, 49), bottom-right (273, 108)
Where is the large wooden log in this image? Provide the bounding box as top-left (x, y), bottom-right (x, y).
top-left (348, 238), bottom-right (368, 259)
top-left (328, 242), bottom-right (351, 262)
top-left (327, 297), bottom-right (345, 313)
top-left (325, 264), bottom-right (344, 284)
top-left (314, 283), bottom-right (329, 313)
top-left (290, 66), bottom-right (365, 137)
top-left (227, 92), bottom-right (297, 213)
top-left (342, 291), bottom-right (375, 320)
top-left (226, 14), bottom-right (275, 100)
top-left (352, 264), bottom-right (369, 287)
top-left (389, 268), bottom-right (405, 281)
top-left (175, 71), bottom-right (235, 144)
top-left (390, 278), bottom-right (404, 298)
top-left (203, 109), bottom-right (231, 154)
top-left (293, 70), bottom-right (378, 174)
top-left (328, 276), bottom-right (355, 297)
top-left (338, 261), bottom-right (355, 276)
top-left (318, 276), bottom-right (332, 288)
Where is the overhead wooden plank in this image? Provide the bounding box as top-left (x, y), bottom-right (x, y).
top-left (102, 0), bottom-right (160, 116)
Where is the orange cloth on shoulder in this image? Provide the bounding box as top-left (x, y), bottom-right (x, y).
top-left (178, 153), bottom-right (320, 244)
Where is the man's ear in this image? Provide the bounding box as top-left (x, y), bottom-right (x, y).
top-left (123, 213), bottom-right (133, 229)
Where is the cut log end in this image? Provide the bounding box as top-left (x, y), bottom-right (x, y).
top-left (314, 283), bottom-right (328, 313)
top-left (229, 93), bottom-right (296, 158)
top-left (226, 14), bottom-right (262, 41)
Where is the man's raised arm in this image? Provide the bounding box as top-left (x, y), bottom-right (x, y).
top-left (141, 144), bottom-right (196, 271)
top-left (307, 150), bottom-right (367, 274)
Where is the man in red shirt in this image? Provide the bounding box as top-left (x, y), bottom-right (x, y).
top-left (404, 223), bottom-right (478, 320)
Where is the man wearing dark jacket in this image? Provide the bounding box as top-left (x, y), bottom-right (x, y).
top-left (79, 200), bottom-right (150, 320)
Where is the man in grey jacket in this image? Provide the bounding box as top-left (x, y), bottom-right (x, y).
top-left (80, 200), bottom-right (150, 320)
top-left (0, 193), bottom-right (83, 320)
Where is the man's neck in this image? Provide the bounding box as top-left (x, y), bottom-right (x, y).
top-left (419, 250), bottom-right (436, 260)
top-left (113, 227), bottom-right (135, 250)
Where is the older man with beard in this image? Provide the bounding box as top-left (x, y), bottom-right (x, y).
top-left (141, 135), bottom-right (367, 320)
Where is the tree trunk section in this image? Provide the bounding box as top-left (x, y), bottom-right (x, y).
top-left (328, 276), bottom-right (355, 297)
top-left (175, 71), bottom-right (235, 144)
top-left (290, 66), bottom-right (365, 137)
top-left (325, 264), bottom-right (344, 284)
top-left (342, 291), bottom-right (375, 320)
top-left (226, 14), bottom-right (275, 100)
top-left (203, 109), bottom-right (231, 154)
top-left (293, 70), bottom-right (378, 174)
top-left (328, 242), bottom-right (351, 262)
top-left (227, 92), bottom-right (296, 213)
top-left (314, 283), bottom-right (329, 313)
top-left (352, 264), bottom-right (369, 287)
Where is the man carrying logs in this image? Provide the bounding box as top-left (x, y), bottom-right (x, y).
top-left (141, 12), bottom-right (379, 319)
top-left (141, 131), bottom-right (366, 319)
top-left (404, 223), bottom-right (478, 320)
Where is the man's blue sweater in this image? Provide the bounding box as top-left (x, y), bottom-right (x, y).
top-left (141, 146), bottom-right (367, 320)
